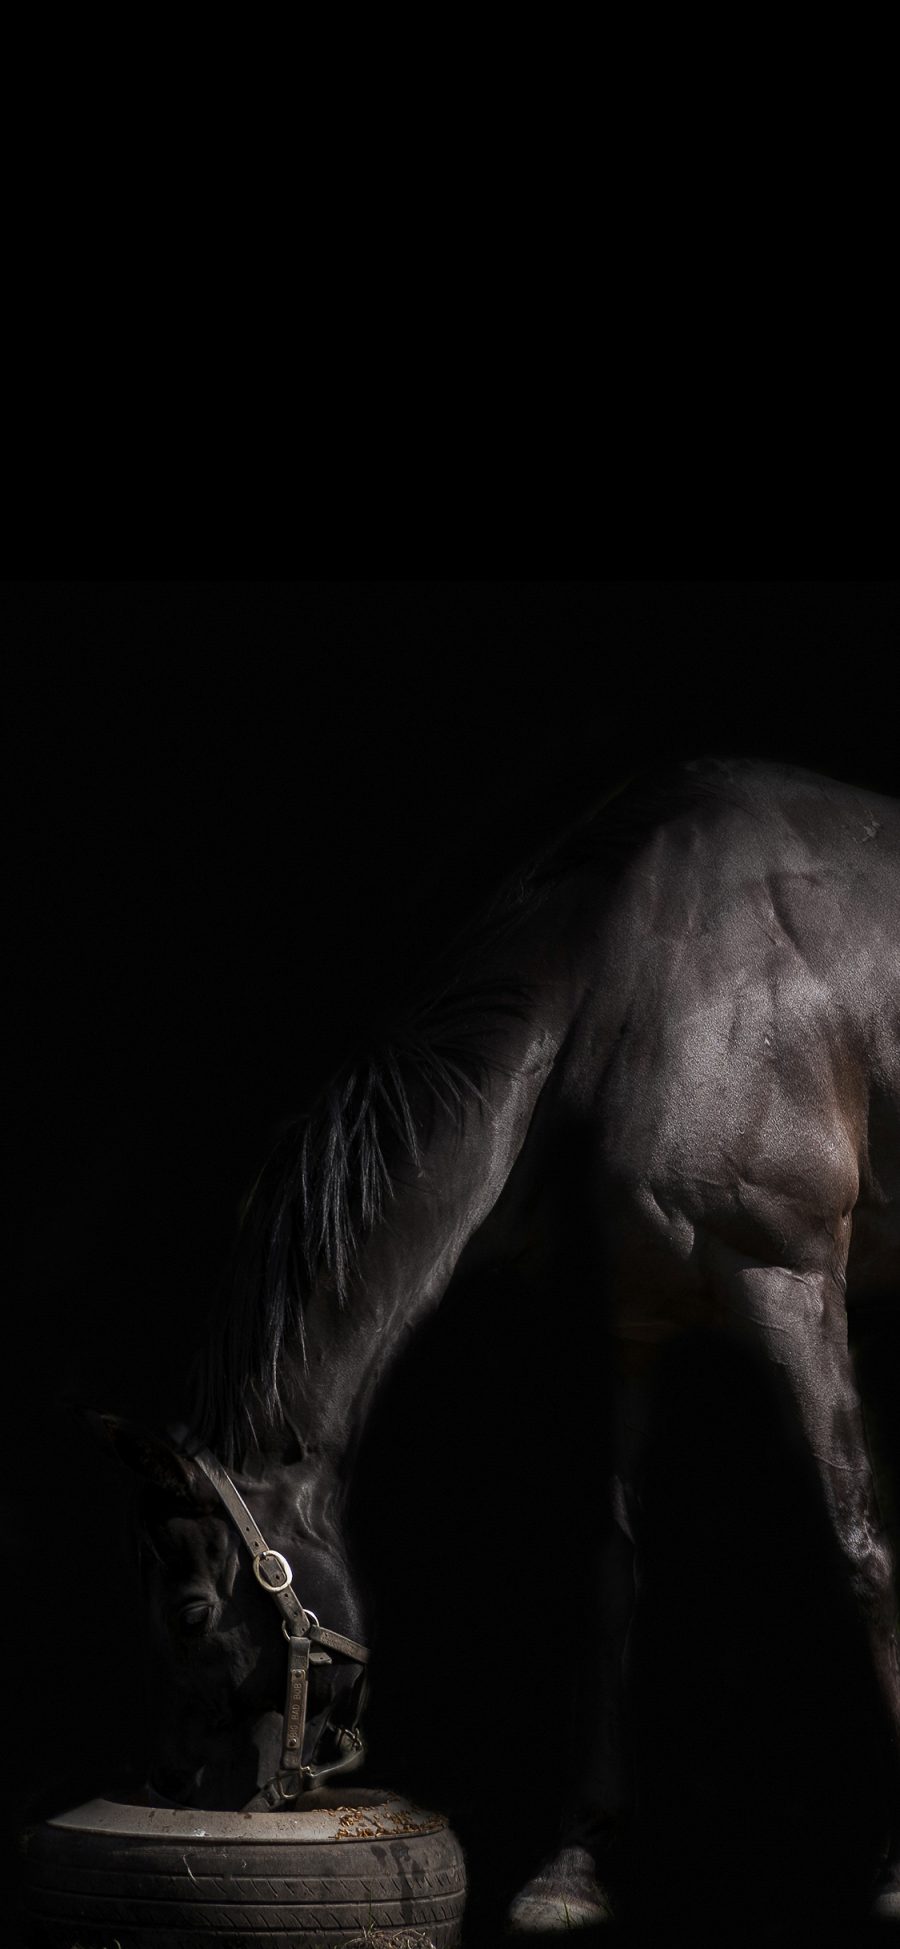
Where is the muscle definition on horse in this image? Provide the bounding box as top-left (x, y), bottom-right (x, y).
top-left (96, 757), bottom-right (900, 1929)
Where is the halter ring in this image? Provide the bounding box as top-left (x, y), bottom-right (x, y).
top-left (254, 1548), bottom-right (293, 1592)
top-left (282, 1609), bottom-right (319, 1641)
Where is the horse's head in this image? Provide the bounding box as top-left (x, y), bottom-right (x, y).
top-left (91, 1416), bottom-right (367, 1808)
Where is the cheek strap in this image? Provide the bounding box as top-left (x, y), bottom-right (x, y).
top-left (191, 1446), bottom-right (370, 1805)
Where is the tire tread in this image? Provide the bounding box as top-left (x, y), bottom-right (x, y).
top-left (24, 1805), bottom-right (465, 1948)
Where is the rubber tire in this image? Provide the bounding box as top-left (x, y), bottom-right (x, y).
top-left (23, 1788), bottom-right (466, 1948)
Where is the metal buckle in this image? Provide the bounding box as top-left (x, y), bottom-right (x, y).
top-left (253, 1548), bottom-right (293, 1593)
top-left (282, 1609), bottom-right (318, 1641)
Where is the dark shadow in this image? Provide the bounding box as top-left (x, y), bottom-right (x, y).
top-left (349, 1305), bottom-right (899, 1949)
top-left (348, 1241), bottom-right (614, 1945)
top-left (622, 1330), bottom-right (894, 1946)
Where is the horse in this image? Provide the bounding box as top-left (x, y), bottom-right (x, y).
top-left (92, 754), bottom-right (900, 1936)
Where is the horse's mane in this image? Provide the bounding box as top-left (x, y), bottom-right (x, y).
top-left (195, 757), bottom-right (705, 1463)
top-left (196, 976), bottom-right (530, 1463)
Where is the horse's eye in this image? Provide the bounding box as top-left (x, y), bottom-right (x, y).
top-left (177, 1600), bottom-right (211, 1636)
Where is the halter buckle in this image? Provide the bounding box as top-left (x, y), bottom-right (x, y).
top-left (253, 1548), bottom-right (293, 1593)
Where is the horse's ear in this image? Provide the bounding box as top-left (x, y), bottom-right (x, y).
top-left (80, 1410), bottom-right (215, 1506)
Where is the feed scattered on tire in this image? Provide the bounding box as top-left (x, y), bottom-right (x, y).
top-left (23, 1788), bottom-right (466, 1947)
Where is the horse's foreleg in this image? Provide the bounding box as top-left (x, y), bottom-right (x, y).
top-left (506, 1373), bottom-right (649, 1932)
top-left (505, 1527), bottom-right (637, 1933)
top-left (720, 1254), bottom-right (900, 1839)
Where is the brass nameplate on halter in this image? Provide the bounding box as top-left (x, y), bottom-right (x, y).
top-left (284, 1636), bottom-right (311, 1753)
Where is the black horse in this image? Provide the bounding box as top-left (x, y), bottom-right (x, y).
top-left (96, 756), bottom-right (900, 1934)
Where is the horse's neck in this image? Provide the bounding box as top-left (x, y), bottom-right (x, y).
top-left (282, 1006), bottom-right (565, 1470)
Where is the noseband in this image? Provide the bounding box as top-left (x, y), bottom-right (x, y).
top-left (192, 1447), bottom-right (370, 1809)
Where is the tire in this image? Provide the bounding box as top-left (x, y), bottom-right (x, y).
top-left (23, 1786), bottom-right (466, 1948)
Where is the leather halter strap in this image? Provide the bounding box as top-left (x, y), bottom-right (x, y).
top-left (192, 1447), bottom-right (370, 1805)
top-left (192, 1448), bottom-right (369, 1662)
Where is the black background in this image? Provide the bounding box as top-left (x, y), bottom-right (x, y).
top-left (7, 580), bottom-right (900, 1938)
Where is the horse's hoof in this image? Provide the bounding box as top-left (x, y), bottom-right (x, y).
top-left (872, 1860), bottom-right (900, 1920)
top-left (506, 1844), bottom-right (615, 1932)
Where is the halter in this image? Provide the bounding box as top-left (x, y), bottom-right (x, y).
top-left (192, 1447), bottom-right (371, 1810)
